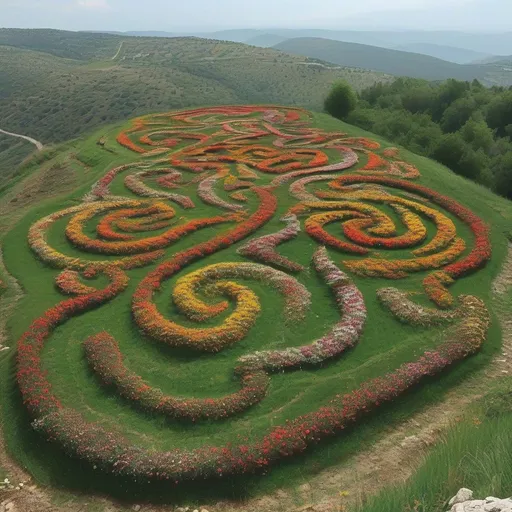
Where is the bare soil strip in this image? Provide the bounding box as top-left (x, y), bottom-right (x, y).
top-left (112, 41), bottom-right (124, 61)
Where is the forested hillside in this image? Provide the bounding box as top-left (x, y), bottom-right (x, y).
top-left (345, 78), bottom-right (512, 199)
top-left (0, 29), bottom-right (391, 179)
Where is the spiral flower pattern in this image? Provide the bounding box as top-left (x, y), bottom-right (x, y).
top-left (14, 106), bottom-right (491, 484)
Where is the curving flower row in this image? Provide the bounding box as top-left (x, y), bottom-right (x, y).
top-left (134, 261), bottom-right (310, 353)
top-left (84, 331), bottom-right (270, 422)
top-left (238, 214), bottom-right (304, 272)
top-left (19, 284), bottom-right (489, 482)
top-left (327, 175), bottom-right (492, 307)
top-left (124, 169), bottom-right (194, 209)
top-left (132, 186), bottom-right (278, 352)
top-left (197, 175), bottom-right (246, 212)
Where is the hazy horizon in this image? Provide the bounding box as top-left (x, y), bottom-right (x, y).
top-left (3, 0), bottom-right (512, 33)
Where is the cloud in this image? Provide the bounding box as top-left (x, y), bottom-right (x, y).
top-left (76, 0), bottom-right (111, 10)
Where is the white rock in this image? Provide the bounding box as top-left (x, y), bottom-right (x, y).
top-left (484, 498), bottom-right (512, 511)
top-left (465, 500), bottom-right (486, 511)
top-left (447, 496), bottom-right (512, 512)
top-left (450, 489), bottom-right (474, 506)
top-left (132, 506), bottom-right (141, 512)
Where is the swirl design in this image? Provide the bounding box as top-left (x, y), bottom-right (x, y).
top-left (14, 106), bottom-right (491, 484)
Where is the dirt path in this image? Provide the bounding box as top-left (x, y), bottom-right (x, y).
top-left (1, 244), bottom-right (511, 512)
top-left (112, 41), bottom-right (124, 61)
top-left (0, 128), bottom-right (43, 151)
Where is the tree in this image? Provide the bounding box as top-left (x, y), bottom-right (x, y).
top-left (431, 79), bottom-right (469, 122)
top-left (401, 86), bottom-right (435, 114)
top-left (460, 119), bottom-right (494, 153)
top-left (431, 133), bottom-right (471, 177)
top-left (440, 96), bottom-right (477, 133)
top-left (486, 91), bottom-right (512, 137)
top-left (360, 82), bottom-right (386, 105)
top-left (493, 152), bottom-right (512, 200)
top-left (324, 81), bottom-right (357, 120)
top-left (346, 108), bottom-right (375, 131)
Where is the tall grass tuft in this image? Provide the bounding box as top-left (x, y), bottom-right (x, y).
top-left (356, 384), bottom-right (512, 512)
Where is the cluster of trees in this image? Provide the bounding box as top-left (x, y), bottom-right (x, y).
top-left (325, 78), bottom-right (512, 199)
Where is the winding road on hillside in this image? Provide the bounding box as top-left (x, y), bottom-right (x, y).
top-left (0, 128), bottom-right (43, 151)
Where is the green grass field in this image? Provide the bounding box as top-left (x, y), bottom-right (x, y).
top-left (0, 107), bottom-right (511, 507)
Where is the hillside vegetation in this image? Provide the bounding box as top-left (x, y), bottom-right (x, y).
top-left (119, 28), bottom-right (512, 56)
top-left (0, 29), bottom-right (391, 179)
top-left (0, 133), bottom-right (34, 181)
top-left (0, 28), bottom-right (121, 60)
top-left (274, 38), bottom-right (512, 85)
top-left (341, 78), bottom-right (512, 200)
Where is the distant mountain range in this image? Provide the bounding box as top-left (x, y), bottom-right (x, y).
top-left (392, 43), bottom-right (492, 65)
top-left (273, 38), bottom-right (512, 85)
top-left (89, 28), bottom-right (512, 65)
top-left (245, 34), bottom-right (288, 48)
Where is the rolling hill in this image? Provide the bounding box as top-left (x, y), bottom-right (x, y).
top-left (107, 29), bottom-right (512, 56)
top-left (0, 29), bottom-right (391, 179)
top-left (393, 43), bottom-right (492, 65)
top-left (274, 38), bottom-right (512, 84)
top-left (476, 55), bottom-right (512, 65)
top-left (245, 33), bottom-right (289, 48)
top-left (0, 28), bottom-right (121, 60)
top-left (89, 28), bottom-right (512, 57)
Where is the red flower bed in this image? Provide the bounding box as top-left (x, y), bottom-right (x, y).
top-left (84, 332), bottom-right (270, 422)
top-left (17, 266), bottom-right (128, 417)
top-left (67, 205), bottom-right (232, 256)
top-left (362, 152), bottom-right (388, 170)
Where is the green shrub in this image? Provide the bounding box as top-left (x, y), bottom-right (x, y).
top-left (324, 81), bottom-right (357, 120)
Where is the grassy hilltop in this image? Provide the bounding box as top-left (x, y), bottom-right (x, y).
top-left (0, 105), bottom-right (510, 510)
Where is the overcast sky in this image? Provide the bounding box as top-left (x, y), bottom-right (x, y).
top-left (1, 0), bottom-right (510, 32)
